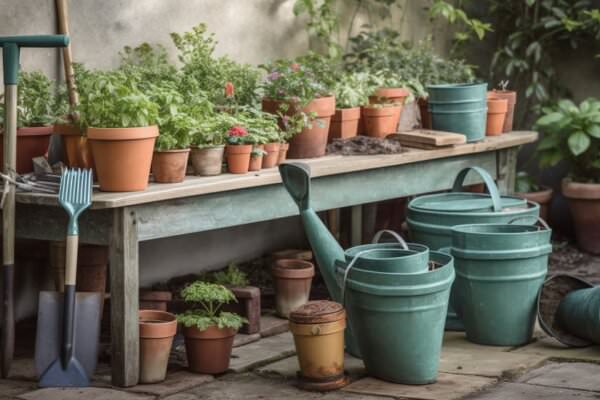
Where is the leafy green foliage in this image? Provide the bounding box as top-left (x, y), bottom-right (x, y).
top-left (428, 0), bottom-right (492, 47)
top-left (515, 171), bottom-right (541, 193)
top-left (176, 281), bottom-right (246, 331)
top-left (212, 263), bottom-right (250, 287)
top-left (535, 97), bottom-right (600, 183)
top-left (293, 0), bottom-right (342, 59)
top-left (334, 72), bottom-right (370, 108)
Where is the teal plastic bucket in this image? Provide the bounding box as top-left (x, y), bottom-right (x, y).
top-left (340, 252), bottom-right (455, 384)
top-left (448, 221), bottom-right (551, 345)
top-left (557, 287), bottom-right (600, 345)
top-left (427, 83), bottom-right (488, 142)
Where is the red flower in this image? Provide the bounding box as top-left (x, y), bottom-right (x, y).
top-left (290, 63), bottom-right (300, 71)
top-left (228, 125), bottom-right (248, 137)
top-left (225, 81), bottom-right (235, 98)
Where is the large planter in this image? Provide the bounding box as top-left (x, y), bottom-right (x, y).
top-left (363, 106), bottom-right (398, 138)
top-left (151, 148), bottom-right (190, 183)
top-left (0, 126), bottom-right (53, 174)
top-left (55, 123), bottom-right (95, 170)
top-left (490, 90), bottom-right (517, 132)
top-left (182, 325), bottom-right (237, 374)
top-left (139, 310), bottom-right (177, 383)
top-left (226, 144), bottom-right (252, 174)
top-left (262, 96), bottom-right (335, 159)
top-left (515, 187), bottom-right (553, 222)
top-left (190, 145), bottom-right (224, 176)
top-left (262, 142), bottom-right (281, 168)
top-left (88, 126), bottom-right (158, 192)
top-left (329, 107), bottom-right (361, 142)
top-left (369, 87), bottom-right (409, 133)
top-left (272, 259), bottom-right (315, 318)
top-left (486, 96), bottom-right (508, 136)
top-left (563, 179), bottom-right (600, 254)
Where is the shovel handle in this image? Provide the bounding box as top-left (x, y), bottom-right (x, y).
top-left (61, 235), bottom-right (78, 367)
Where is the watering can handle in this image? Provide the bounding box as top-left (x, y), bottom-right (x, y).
top-left (507, 216), bottom-right (550, 231)
top-left (371, 230), bottom-right (408, 250)
top-left (452, 166), bottom-right (502, 212)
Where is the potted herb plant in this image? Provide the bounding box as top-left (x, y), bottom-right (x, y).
top-left (237, 108), bottom-right (282, 168)
top-left (330, 72), bottom-right (369, 141)
top-left (536, 98), bottom-right (600, 253)
top-left (249, 147), bottom-right (266, 172)
top-left (514, 171), bottom-right (553, 222)
top-left (225, 125), bottom-right (253, 174)
top-left (190, 112), bottom-right (229, 177)
top-left (176, 281), bottom-right (246, 374)
top-left (260, 59), bottom-right (335, 159)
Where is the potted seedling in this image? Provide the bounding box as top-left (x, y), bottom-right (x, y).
top-left (330, 72), bottom-right (369, 141)
top-left (177, 281), bottom-right (246, 374)
top-left (225, 125), bottom-right (253, 174)
top-left (368, 72), bottom-right (410, 134)
top-left (190, 112), bottom-right (228, 177)
top-left (514, 171), bottom-right (553, 222)
top-left (536, 98), bottom-right (600, 254)
top-left (491, 80), bottom-right (517, 132)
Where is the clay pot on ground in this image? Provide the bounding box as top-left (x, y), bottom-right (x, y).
top-left (88, 126), bottom-right (158, 192)
top-left (491, 90), bottom-right (517, 132)
top-left (262, 96), bottom-right (335, 159)
top-left (0, 126), bottom-right (53, 174)
top-left (270, 249), bottom-right (313, 266)
top-left (183, 325), bottom-right (237, 374)
top-left (262, 142), bottom-right (281, 168)
top-left (369, 87), bottom-right (410, 132)
top-left (363, 106), bottom-right (399, 138)
top-left (418, 97), bottom-right (431, 129)
top-left (271, 259), bottom-right (315, 319)
top-left (226, 144), bottom-right (252, 174)
top-left (221, 286), bottom-right (261, 335)
top-left (515, 186), bottom-right (553, 222)
top-left (329, 107), bottom-right (361, 142)
top-left (190, 145), bottom-right (224, 176)
top-left (140, 290), bottom-right (173, 311)
top-left (139, 310), bottom-right (177, 383)
top-left (486, 96), bottom-right (509, 136)
top-left (151, 148), bottom-right (190, 183)
top-left (562, 179), bottom-right (600, 254)
top-left (278, 143), bottom-right (289, 164)
top-left (248, 145), bottom-right (264, 172)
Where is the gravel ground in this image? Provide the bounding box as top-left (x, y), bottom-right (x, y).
top-left (549, 238), bottom-right (600, 283)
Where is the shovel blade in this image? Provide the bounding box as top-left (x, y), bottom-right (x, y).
top-left (38, 357), bottom-right (89, 387)
top-left (35, 291), bottom-right (102, 382)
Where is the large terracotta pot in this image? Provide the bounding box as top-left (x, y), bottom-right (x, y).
top-left (226, 144), bottom-right (252, 174)
top-left (490, 90), bottom-right (517, 132)
top-left (329, 107), bottom-right (360, 142)
top-left (271, 259), bottom-right (315, 319)
top-left (369, 87), bottom-right (410, 132)
top-left (363, 106), bottom-right (398, 138)
top-left (151, 148), bottom-right (190, 183)
top-left (486, 96), bottom-right (508, 136)
top-left (182, 325), bottom-right (237, 374)
top-left (88, 126), bottom-right (158, 192)
top-left (515, 187), bottom-right (553, 222)
top-left (262, 142), bottom-right (281, 168)
top-left (563, 179), bottom-right (600, 254)
top-left (139, 310), bottom-right (177, 383)
top-left (0, 126), bottom-right (52, 174)
top-left (190, 145), bottom-right (224, 176)
top-left (418, 97), bottom-right (431, 129)
top-left (262, 96), bottom-right (335, 159)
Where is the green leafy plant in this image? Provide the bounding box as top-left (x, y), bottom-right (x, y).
top-left (334, 72), bottom-right (370, 109)
top-left (212, 264), bottom-right (250, 287)
top-left (176, 281), bottom-right (246, 331)
top-left (226, 125), bottom-right (253, 145)
top-left (428, 0), bottom-right (492, 49)
top-left (234, 108), bottom-right (282, 144)
top-left (536, 98), bottom-right (600, 183)
top-left (119, 43), bottom-right (178, 87)
top-left (515, 171), bottom-right (541, 193)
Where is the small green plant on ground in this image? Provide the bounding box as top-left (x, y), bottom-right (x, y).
top-left (212, 263), bottom-right (250, 287)
top-left (515, 171), bottom-right (541, 193)
top-left (176, 281), bottom-right (246, 331)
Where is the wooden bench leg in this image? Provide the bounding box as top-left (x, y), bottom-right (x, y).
top-left (351, 205), bottom-right (363, 246)
top-left (109, 207), bottom-right (139, 387)
top-left (497, 147), bottom-right (518, 195)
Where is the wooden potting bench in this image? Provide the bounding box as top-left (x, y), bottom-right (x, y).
top-left (16, 130), bottom-right (537, 386)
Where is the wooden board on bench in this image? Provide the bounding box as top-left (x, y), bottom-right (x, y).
top-left (389, 129), bottom-right (467, 148)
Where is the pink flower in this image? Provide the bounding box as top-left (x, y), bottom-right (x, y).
top-left (291, 63), bottom-right (300, 71)
top-left (267, 71), bottom-right (281, 81)
top-left (228, 126), bottom-right (248, 137)
top-left (225, 82), bottom-right (235, 98)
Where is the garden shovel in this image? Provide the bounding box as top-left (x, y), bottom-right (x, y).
top-left (35, 169), bottom-right (102, 387)
top-left (0, 34), bottom-right (69, 378)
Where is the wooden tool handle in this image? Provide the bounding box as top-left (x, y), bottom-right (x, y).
top-left (56, 0), bottom-right (79, 110)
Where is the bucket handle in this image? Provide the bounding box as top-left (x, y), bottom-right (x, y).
top-left (452, 167), bottom-right (502, 212)
top-left (508, 216), bottom-right (550, 231)
top-left (340, 248), bottom-right (383, 309)
top-left (371, 230), bottom-right (409, 250)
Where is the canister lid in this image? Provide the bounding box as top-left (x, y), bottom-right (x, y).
top-left (410, 193), bottom-right (527, 213)
top-left (289, 301), bottom-right (345, 324)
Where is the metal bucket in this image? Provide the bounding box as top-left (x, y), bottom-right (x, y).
top-left (447, 219), bottom-right (551, 345)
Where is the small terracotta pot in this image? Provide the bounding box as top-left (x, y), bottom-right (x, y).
top-left (278, 143), bottom-right (289, 164)
top-left (55, 123), bottom-right (84, 168)
top-left (486, 96), bottom-right (508, 136)
top-left (491, 90), bottom-right (517, 132)
top-left (562, 179), bottom-right (600, 254)
top-left (363, 106), bottom-right (398, 138)
top-left (190, 145), bottom-right (224, 176)
top-left (88, 126), bottom-right (158, 192)
top-left (271, 259), bottom-right (315, 319)
top-left (418, 97), bottom-right (431, 129)
top-left (0, 126), bottom-right (53, 174)
top-left (151, 148), bottom-right (190, 183)
top-left (329, 107), bottom-right (361, 142)
top-left (262, 142), bottom-right (281, 169)
top-left (226, 144), bottom-right (252, 174)
top-left (182, 325), bottom-right (237, 374)
top-left (139, 310), bottom-right (177, 383)
top-left (271, 249), bottom-right (313, 266)
top-left (515, 186), bottom-right (553, 222)
top-left (248, 145), bottom-right (264, 172)
top-left (369, 87), bottom-right (410, 132)
top-left (140, 290), bottom-right (173, 311)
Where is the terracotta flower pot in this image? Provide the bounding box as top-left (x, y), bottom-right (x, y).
top-left (190, 145), bottom-right (224, 176)
top-left (55, 123), bottom-right (84, 168)
top-left (139, 310), bottom-right (177, 383)
top-left (0, 126), bottom-right (52, 174)
top-left (271, 259), bottom-right (315, 319)
top-left (271, 249), bottom-right (313, 266)
top-left (262, 142), bottom-right (281, 169)
top-left (262, 96), bottom-right (335, 159)
top-left (140, 290), bottom-right (173, 311)
top-left (363, 106), bottom-right (399, 138)
top-left (182, 325), bottom-right (237, 374)
top-left (248, 144), bottom-right (264, 172)
top-left (278, 143), bottom-right (289, 164)
top-left (486, 96), bottom-right (509, 136)
top-left (88, 126), bottom-right (158, 192)
top-left (515, 186), bottom-right (553, 222)
top-left (418, 97), bottom-right (431, 129)
top-left (369, 87), bottom-right (410, 132)
top-left (329, 107), bottom-right (361, 142)
top-left (151, 148), bottom-right (190, 183)
top-left (226, 144), bottom-right (252, 174)
top-left (491, 90), bottom-right (517, 132)
top-left (562, 179), bottom-right (600, 254)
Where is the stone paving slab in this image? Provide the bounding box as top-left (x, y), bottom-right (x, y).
top-left (342, 373), bottom-right (497, 400)
top-left (3, 358), bottom-right (37, 381)
top-left (260, 313), bottom-right (289, 337)
top-left (256, 353), bottom-right (366, 380)
top-left (0, 379), bottom-right (37, 398)
top-left (518, 362), bottom-right (600, 392)
top-left (17, 387), bottom-right (152, 400)
top-left (233, 333), bottom-right (261, 347)
top-left (511, 336), bottom-right (600, 361)
top-left (229, 332), bottom-right (295, 372)
top-left (123, 370), bottom-right (213, 396)
top-left (465, 382), bottom-right (600, 399)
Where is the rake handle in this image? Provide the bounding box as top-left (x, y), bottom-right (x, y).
top-left (61, 235), bottom-right (78, 368)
